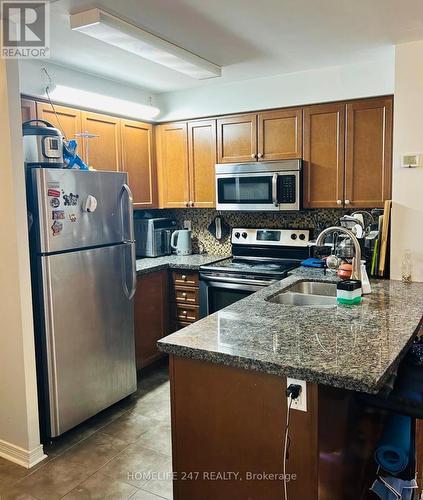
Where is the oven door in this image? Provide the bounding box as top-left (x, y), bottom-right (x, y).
top-left (200, 275), bottom-right (270, 317)
top-left (216, 172), bottom-right (300, 211)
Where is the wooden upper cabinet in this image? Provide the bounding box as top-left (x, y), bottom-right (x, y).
top-left (121, 119), bottom-right (157, 208)
top-left (188, 120), bottom-right (216, 208)
top-left (36, 102), bottom-right (82, 146)
top-left (258, 108), bottom-right (302, 160)
top-left (303, 103), bottom-right (345, 208)
top-left (157, 122), bottom-right (190, 208)
top-left (81, 111), bottom-right (121, 171)
top-left (217, 114), bottom-right (257, 163)
top-left (21, 98), bottom-right (36, 122)
top-left (345, 97), bottom-right (393, 208)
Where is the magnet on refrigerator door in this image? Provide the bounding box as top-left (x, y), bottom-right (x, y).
top-left (51, 220), bottom-right (63, 236)
top-left (48, 188), bottom-right (61, 197)
top-left (52, 210), bottom-right (65, 220)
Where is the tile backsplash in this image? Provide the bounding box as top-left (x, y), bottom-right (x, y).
top-left (135, 208), bottom-right (352, 256)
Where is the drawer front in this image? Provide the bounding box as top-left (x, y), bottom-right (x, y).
top-left (172, 271), bottom-right (199, 287)
top-left (174, 286), bottom-right (199, 305)
top-left (175, 305), bottom-right (200, 323)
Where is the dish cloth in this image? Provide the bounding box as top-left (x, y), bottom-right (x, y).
top-left (371, 473), bottom-right (417, 499)
top-left (300, 257), bottom-right (325, 268)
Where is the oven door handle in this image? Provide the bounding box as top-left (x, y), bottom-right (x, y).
top-left (200, 274), bottom-right (276, 287)
top-left (272, 173), bottom-right (279, 207)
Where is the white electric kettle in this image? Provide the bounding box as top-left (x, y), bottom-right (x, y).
top-left (171, 229), bottom-right (192, 255)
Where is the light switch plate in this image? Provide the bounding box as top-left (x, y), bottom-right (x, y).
top-left (286, 378), bottom-right (307, 412)
top-left (183, 220), bottom-right (192, 230)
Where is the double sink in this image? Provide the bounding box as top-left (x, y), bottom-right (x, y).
top-left (267, 280), bottom-right (338, 307)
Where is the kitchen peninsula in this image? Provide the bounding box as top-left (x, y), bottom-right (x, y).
top-left (158, 268), bottom-right (423, 500)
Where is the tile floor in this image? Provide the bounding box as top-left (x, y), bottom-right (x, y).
top-left (0, 362), bottom-right (173, 500)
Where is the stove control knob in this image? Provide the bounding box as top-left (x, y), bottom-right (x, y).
top-left (299, 233), bottom-right (306, 241)
top-left (291, 234), bottom-right (297, 240)
top-left (234, 232), bottom-right (240, 239)
top-left (242, 232), bottom-right (248, 239)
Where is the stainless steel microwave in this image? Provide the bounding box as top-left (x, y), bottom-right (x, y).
top-left (215, 160), bottom-right (302, 211)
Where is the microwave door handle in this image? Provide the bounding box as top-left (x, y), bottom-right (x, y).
top-left (272, 173), bottom-right (279, 207)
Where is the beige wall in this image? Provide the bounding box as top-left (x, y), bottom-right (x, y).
top-left (157, 51), bottom-right (394, 121)
top-left (0, 58), bottom-right (41, 455)
top-left (391, 41), bottom-right (423, 282)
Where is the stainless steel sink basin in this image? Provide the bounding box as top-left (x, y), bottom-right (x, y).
top-left (286, 281), bottom-right (337, 297)
top-left (266, 281), bottom-right (338, 307)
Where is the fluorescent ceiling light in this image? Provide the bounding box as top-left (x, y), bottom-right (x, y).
top-left (46, 85), bottom-right (160, 121)
top-left (70, 8), bottom-right (221, 80)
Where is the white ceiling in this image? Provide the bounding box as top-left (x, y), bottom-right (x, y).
top-left (49, 0), bottom-right (423, 94)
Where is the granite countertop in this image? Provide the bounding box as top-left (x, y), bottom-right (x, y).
top-left (136, 254), bottom-right (228, 275)
top-left (158, 267), bottom-right (423, 394)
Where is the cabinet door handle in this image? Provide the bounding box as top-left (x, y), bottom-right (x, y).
top-left (250, 153), bottom-right (256, 159)
top-left (185, 201), bottom-right (189, 207)
top-left (182, 292), bottom-right (187, 298)
top-left (337, 200), bottom-right (342, 205)
top-left (345, 199), bottom-right (351, 205)
top-left (181, 275), bottom-right (187, 281)
top-left (257, 153), bottom-right (263, 159)
top-left (190, 201), bottom-right (194, 207)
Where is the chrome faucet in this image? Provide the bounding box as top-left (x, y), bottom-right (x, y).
top-left (316, 226), bottom-right (362, 281)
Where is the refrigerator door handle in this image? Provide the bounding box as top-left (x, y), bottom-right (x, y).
top-left (128, 242), bottom-right (137, 300)
top-left (120, 183), bottom-right (135, 243)
top-left (120, 184), bottom-right (137, 300)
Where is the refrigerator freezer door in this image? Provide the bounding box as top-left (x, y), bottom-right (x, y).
top-left (31, 168), bottom-right (132, 253)
top-left (39, 243), bottom-right (137, 437)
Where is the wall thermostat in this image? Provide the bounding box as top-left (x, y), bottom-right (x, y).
top-left (401, 153), bottom-right (423, 168)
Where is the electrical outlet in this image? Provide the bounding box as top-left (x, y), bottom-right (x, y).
top-left (183, 220), bottom-right (192, 230)
top-left (286, 378), bottom-right (307, 412)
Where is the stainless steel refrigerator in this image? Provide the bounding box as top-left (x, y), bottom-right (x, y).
top-left (27, 167), bottom-right (137, 439)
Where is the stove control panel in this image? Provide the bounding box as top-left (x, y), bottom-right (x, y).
top-left (231, 228), bottom-right (310, 247)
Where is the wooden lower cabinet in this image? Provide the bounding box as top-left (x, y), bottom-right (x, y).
top-left (170, 270), bottom-right (200, 331)
top-left (169, 356), bottom-right (388, 500)
top-left (134, 270), bottom-right (168, 369)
